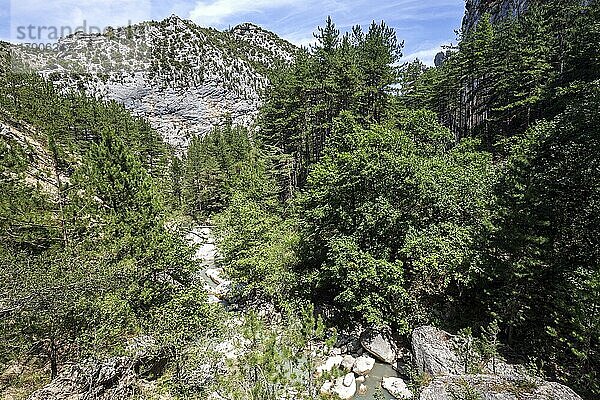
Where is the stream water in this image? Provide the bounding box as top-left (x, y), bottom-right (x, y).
top-left (360, 362), bottom-right (399, 399)
top-left (186, 227), bottom-right (400, 400)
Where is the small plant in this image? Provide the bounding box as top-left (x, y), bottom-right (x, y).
top-left (477, 319), bottom-right (501, 374)
top-left (489, 377), bottom-right (539, 397)
top-left (456, 327), bottom-right (478, 374)
top-left (406, 363), bottom-right (432, 395)
top-left (449, 378), bottom-right (483, 400)
top-left (373, 387), bottom-right (386, 400)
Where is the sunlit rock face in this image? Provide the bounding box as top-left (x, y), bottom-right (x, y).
top-left (462, 0), bottom-right (530, 32)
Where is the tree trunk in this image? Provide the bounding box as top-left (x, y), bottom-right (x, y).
top-left (49, 339), bottom-right (58, 379)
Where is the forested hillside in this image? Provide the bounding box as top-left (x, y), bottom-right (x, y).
top-left (1, 0), bottom-right (598, 399)
top-left (183, 1), bottom-right (599, 398)
top-left (0, 60), bottom-right (222, 397)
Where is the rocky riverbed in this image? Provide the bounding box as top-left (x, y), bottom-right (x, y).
top-left (187, 227), bottom-right (402, 399)
top-left (186, 226), bottom-right (231, 305)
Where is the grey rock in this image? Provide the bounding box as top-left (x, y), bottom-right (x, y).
top-left (342, 372), bottom-right (354, 387)
top-left (27, 357), bottom-right (137, 400)
top-left (320, 380), bottom-right (333, 395)
top-left (434, 51), bottom-right (448, 67)
top-left (321, 373), bottom-right (357, 399)
top-left (341, 355), bottom-right (356, 371)
top-left (361, 328), bottom-right (400, 364)
top-left (352, 355), bottom-right (375, 376)
top-left (412, 326), bottom-right (462, 375)
top-left (333, 373), bottom-right (356, 399)
top-left (315, 355), bottom-right (344, 376)
top-left (206, 268), bottom-right (227, 286)
top-left (419, 374), bottom-right (582, 400)
top-left (10, 16), bottom-right (297, 151)
top-left (462, 0), bottom-right (529, 33)
top-left (358, 383), bottom-right (368, 395)
top-left (412, 326), bottom-right (526, 378)
top-left (412, 326), bottom-right (582, 399)
top-left (382, 377), bottom-right (413, 399)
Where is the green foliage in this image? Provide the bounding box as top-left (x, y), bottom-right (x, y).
top-left (148, 287), bottom-right (224, 395)
top-left (297, 110), bottom-right (495, 330)
top-left (0, 72), bottom-right (169, 176)
top-left (218, 304), bottom-right (333, 400)
top-left (448, 378), bottom-right (482, 400)
top-left (394, 4), bottom-right (600, 395)
top-left (260, 17), bottom-right (403, 195)
top-left (182, 122), bottom-right (264, 219)
top-left (456, 327), bottom-right (478, 374)
top-left (0, 246), bottom-right (137, 378)
top-left (71, 130), bottom-right (159, 229)
top-left (3, 7), bottom-right (599, 399)
top-left (373, 387), bottom-right (386, 400)
top-left (209, 8), bottom-right (600, 398)
top-left (319, 236), bottom-right (408, 328)
top-left (481, 81), bottom-right (600, 395)
top-left (217, 197), bottom-right (298, 304)
top-left (401, 1), bottom-right (600, 150)
top-left (0, 137), bottom-right (57, 252)
top-left (477, 320), bottom-right (501, 374)
top-left (192, 120), bottom-right (303, 305)
top-left (0, 68), bottom-right (213, 389)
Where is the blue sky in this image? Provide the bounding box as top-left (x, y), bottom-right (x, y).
top-left (1, 0), bottom-right (465, 65)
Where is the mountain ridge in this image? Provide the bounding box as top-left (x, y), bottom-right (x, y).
top-left (6, 16), bottom-right (298, 149)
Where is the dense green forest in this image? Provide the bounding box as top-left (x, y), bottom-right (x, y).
top-left (1, 0), bottom-right (599, 399)
top-left (183, 2), bottom-right (600, 397)
top-left (0, 63), bottom-right (224, 395)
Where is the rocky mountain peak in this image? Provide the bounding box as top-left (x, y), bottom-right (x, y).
top-left (165, 14), bottom-right (185, 24)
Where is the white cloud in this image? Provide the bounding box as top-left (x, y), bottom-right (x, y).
top-left (9, 0), bottom-right (152, 42)
top-left (284, 36), bottom-right (315, 48)
top-left (189, 0), bottom-right (298, 26)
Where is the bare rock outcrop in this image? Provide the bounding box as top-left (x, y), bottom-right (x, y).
top-left (412, 326), bottom-right (462, 376)
top-left (412, 326), bottom-right (583, 400)
top-left (360, 328), bottom-right (401, 364)
top-left (462, 0), bottom-right (530, 33)
top-left (419, 374), bottom-right (582, 400)
top-left (27, 357), bottom-right (137, 400)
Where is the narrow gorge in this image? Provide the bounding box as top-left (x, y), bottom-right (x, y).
top-left (1, 0), bottom-right (598, 399)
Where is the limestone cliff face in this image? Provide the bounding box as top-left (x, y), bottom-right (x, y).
top-left (462, 0), bottom-right (530, 32)
top-left (9, 16), bottom-right (297, 149)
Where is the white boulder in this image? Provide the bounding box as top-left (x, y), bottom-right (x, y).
top-left (358, 383), bottom-right (368, 395)
top-left (331, 373), bottom-right (356, 399)
top-left (353, 355), bottom-right (376, 375)
top-left (320, 381), bottom-right (333, 395)
top-left (382, 377), bottom-right (413, 399)
top-left (341, 355), bottom-right (356, 371)
top-left (206, 268), bottom-right (227, 285)
top-left (316, 355), bottom-right (344, 376)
